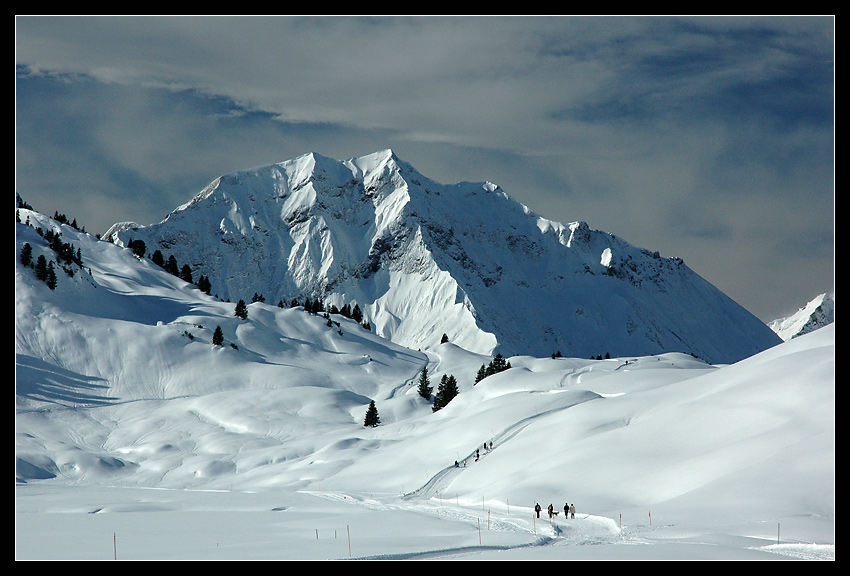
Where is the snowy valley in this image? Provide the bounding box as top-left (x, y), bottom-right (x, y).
top-left (15, 156), bottom-right (833, 559)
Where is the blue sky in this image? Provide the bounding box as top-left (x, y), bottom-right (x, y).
top-left (15, 16), bottom-right (833, 323)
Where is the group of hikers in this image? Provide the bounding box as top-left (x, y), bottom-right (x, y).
top-left (454, 441), bottom-right (494, 468)
top-left (535, 502), bottom-right (576, 520)
top-left (448, 444), bottom-right (577, 522)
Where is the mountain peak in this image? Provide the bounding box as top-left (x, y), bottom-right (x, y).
top-left (769, 293), bottom-right (835, 341)
top-left (107, 150), bottom-right (781, 363)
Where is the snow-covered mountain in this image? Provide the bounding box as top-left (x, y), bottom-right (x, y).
top-left (14, 204), bottom-right (834, 559)
top-left (105, 149), bottom-right (780, 364)
top-left (769, 293), bottom-right (835, 341)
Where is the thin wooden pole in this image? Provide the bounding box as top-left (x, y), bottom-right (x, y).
top-left (347, 524), bottom-right (351, 558)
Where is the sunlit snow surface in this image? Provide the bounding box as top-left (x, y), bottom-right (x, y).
top-left (16, 209), bottom-right (833, 560)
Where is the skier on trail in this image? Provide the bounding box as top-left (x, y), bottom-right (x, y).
top-left (534, 503), bottom-right (541, 518)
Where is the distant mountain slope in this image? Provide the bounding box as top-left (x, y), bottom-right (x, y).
top-left (769, 293), bottom-right (835, 341)
top-left (106, 149), bottom-right (781, 364)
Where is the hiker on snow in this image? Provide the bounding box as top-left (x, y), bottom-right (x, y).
top-left (535, 503), bottom-right (541, 518)
top-left (570, 503), bottom-right (576, 519)
top-left (547, 504), bottom-right (554, 519)
top-left (564, 503), bottom-right (569, 518)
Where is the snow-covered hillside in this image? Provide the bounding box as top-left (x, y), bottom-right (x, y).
top-left (15, 207), bottom-right (834, 560)
top-left (105, 149), bottom-right (781, 364)
top-left (770, 293), bottom-right (835, 341)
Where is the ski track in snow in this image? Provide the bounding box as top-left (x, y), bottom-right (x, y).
top-left (401, 389), bottom-right (598, 501)
top-left (306, 490), bottom-right (621, 560)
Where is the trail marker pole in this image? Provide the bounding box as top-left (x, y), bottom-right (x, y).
top-left (347, 525), bottom-right (351, 558)
top-left (113, 532), bottom-right (116, 560)
top-left (478, 518), bottom-right (481, 545)
top-left (778, 523), bottom-right (780, 544)
top-left (649, 510), bottom-right (652, 526)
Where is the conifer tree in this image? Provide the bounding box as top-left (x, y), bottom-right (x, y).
top-left (151, 250), bottom-right (164, 268)
top-left (35, 255), bottom-right (48, 282)
top-left (364, 400), bottom-right (380, 427)
top-left (196, 275), bottom-right (212, 295)
top-left (212, 325), bottom-right (224, 346)
top-left (180, 264), bottom-right (193, 283)
top-left (234, 299), bottom-right (248, 320)
top-left (417, 366), bottom-right (432, 400)
top-left (46, 262), bottom-right (57, 290)
top-left (128, 239), bottom-right (146, 258)
top-left (20, 243), bottom-right (33, 267)
top-left (165, 255), bottom-right (179, 276)
top-left (432, 374), bottom-right (459, 412)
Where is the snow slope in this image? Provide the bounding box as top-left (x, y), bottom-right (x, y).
top-left (104, 150), bottom-right (781, 364)
top-left (15, 208), bottom-right (834, 560)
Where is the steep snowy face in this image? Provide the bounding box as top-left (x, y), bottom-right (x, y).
top-left (769, 293), bottom-right (835, 341)
top-left (108, 150), bottom-right (782, 363)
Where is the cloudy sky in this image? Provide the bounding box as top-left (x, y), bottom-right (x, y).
top-left (15, 15), bottom-right (833, 323)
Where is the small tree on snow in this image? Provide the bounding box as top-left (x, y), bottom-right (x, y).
top-left (234, 299), bottom-right (248, 320)
top-left (364, 400), bottom-right (380, 427)
top-left (212, 325), bottom-right (224, 346)
top-left (417, 366), bottom-right (432, 400)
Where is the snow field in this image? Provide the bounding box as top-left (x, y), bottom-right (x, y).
top-left (15, 210), bottom-right (834, 560)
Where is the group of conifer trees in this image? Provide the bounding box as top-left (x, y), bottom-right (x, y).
top-left (365, 351), bottom-right (517, 427)
top-left (286, 296), bottom-right (372, 331)
top-left (17, 204), bottom-right (87, 291)
top-left (415, 366), bottom-right (460, 413)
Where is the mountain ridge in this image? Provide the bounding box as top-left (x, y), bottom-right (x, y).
top-left (769, 292), bottom-right (835, 341)
top-left (105, 150), bottom-right (781, 364)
